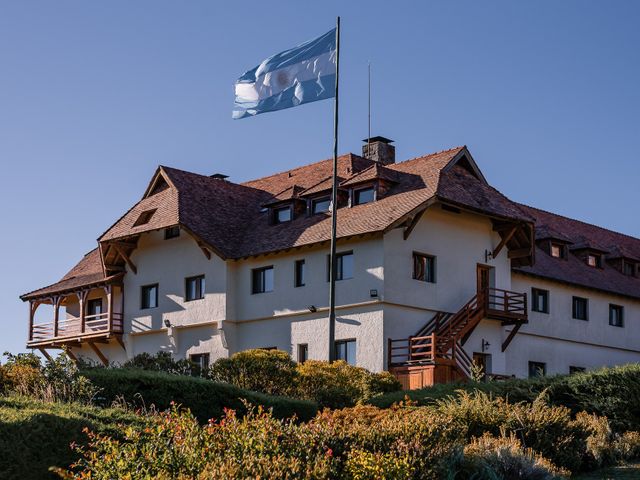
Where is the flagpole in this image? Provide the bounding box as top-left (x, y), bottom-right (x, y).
top-left (328, 16), bottom-right (340, 362)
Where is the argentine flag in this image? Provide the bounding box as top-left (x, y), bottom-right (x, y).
top-left (233, 28), bottom-right (337, 119)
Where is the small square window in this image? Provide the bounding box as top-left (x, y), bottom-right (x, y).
top-left (294, 259), bottom-right (305, 287)
top-left (274, 206), bottom-right (292, 224)
top-left (531, 288), bottom-right (549, 314)
top-left (298, 344), bottom-right (308, 363)
top-left (572, 296), bottom-right (589, 321)
top-left (528, 361), bottom-right (546, 378)
top-left (185, 275), bottom-right (205, 301)
top-left (164, 226), bottom-right (180, 239)
top-left (311, 197), bottom-right (330, 214)
top-left (353, 187), bottom-right (375, 206)
top-left (328, 251), bottom-right (354, 281)
top-left (141, 284), bottom-right (158, 309)
top-left (623, 261), bottom-right (635, 276)
top-left (609, 304), bottom-right (624, 327)
top-left (133, 209), bottom-right (157, 227)
top-left (413, 253), bottom-right (436, 283)
top-left (252, 266), bottom-right (274, 294)
top-left (550, 243), bottom-right (564, 258)
top-left (335, 339), bottom-right (356, 365)
top-left (190, 353), bottom-right (210, 374)
top-left (587, 254), bottom-right (601, 268)
top-left (569, 366), bottom-right (585, 374)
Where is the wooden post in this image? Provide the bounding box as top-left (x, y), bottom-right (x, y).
top-left (78, 291), bottom-right (87, 334)
top-left (28, 301), bottom-right (36, 341)
top-left (387, 337), bottom-right (392, 368)
top-left (107, 284), bottom-right (114, 332)
top-left (53, 296), bottom-right (60, 338)
top-left (408, 335), bottom-right (413, 362)
top-left (430, 333), bottom-right (436, 361)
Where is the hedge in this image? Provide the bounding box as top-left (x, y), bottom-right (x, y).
top-left (83, 368), bottom-right (318, 422)
top-left (368, 363), bottom-right (640, 432)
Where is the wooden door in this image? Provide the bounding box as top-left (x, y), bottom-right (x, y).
top-left (477, 265), bottom-right (491, 294)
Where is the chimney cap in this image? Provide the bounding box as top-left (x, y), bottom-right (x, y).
top-left (362, 136), bottom-right (394, 144)
top-left (210, 173), bottom-right (229, 180)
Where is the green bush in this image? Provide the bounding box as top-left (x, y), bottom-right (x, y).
top-left (122, 351), bottom-right (205, 376)
top-left (83, 367), bottom-right (317, 422)
top-left (0, 396), bottom-right (145, 480)
top-left (208, 348), bottom-right (298, 396)
top-left (457, 433), bottom-right (567, 480)
top-left (1, 351), bottom-right (95, 403)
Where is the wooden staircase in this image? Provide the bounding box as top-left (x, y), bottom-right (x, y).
top-left (388, 288), bottom-right (527, 388)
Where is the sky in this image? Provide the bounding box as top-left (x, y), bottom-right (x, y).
top-left (1, 1), bottom-right (639, 355)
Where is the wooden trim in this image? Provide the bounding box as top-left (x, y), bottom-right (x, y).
top-left (493, 224), bottom-right (517, 258)
top-left (508, 248), bottom-right (531, 259)
top-left (88, 342), bottom-right (108, 366)
top-left (501, 322), bottom-right (522, 352)
top-left (112, 244), bottom-right (137, 274)
top-left (403, 210), bottom-right (426, 240)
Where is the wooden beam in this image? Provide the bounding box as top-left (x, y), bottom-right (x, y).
top-left (64, 348), bottom-right (78, 363)
top-left (502, 323), bottom-right (523, 352)
top-left (508, 248), bottom-right (531, 259)
top-left (197, 242), bottom-right (212, 260)
top-left (403, 210), bottom-right (426, 240)
top-left (38, 347), bottom-right (53, 362)
top-left (88, 342), bottom-right (109, 366)
top-left (114, 335), bottom-right (126, 351)
top-left (112, 244), bottom-right (137, 274)
top-left (493, 225), bottom-right (518, 259)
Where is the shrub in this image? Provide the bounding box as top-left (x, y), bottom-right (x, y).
top-left (573, 411), bottom-right (619, 470)
top-left (122, 351), bottom-right (204, 376)
top-left (1, 351), bottom-right (95, 403)
top-left (208, 348), bottom-right (298, 396)
top-left (616, 431), bottom-right (640, 461)
top-left (83, 367), bottom-right (317, 422)
top-left (345, 449), bottom-right (413, 480)
top-left (458, 433), bottom-right (568, 480)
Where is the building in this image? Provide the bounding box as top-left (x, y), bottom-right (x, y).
top-left (20, 138), bottom-right (640, 388)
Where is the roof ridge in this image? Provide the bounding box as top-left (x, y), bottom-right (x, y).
top-left (389, 145), bottom-right (465, 168)
top-left (519, 203), bottom-right (640, 243)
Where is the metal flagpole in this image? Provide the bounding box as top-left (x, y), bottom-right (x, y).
top-left (328, 16), bottom-right (340, 362)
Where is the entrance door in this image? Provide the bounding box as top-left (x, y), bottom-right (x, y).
top-left (476, 265), bottom-right (492, 294)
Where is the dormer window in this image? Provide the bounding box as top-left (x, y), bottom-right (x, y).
top-left (311, 197), bottom-right (330, 214)
top-left (353, 186), bottom-right (375, 206)
top-left (623, 261), bottom-right (636, 277)
top-left (274, 206), bottom-right (292, 224)
top-left (587, 253), bottom-right (601, 268)
top-left (133, 209), bottom-right (156, 227)
top-left (550, 243), bottom-right (566, 259)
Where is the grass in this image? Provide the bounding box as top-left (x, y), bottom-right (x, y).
top-left (0, 395), bottom-right (146, 480)
top-left (574, 462), bottom-right (640, 479)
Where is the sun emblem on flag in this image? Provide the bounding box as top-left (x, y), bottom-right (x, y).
top-left (276, 71), bottom-right (290, 88)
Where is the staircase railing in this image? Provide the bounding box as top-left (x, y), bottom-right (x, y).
top-left (388, 333), bottom-right (436, 366)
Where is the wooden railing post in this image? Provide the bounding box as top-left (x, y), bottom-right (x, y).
top-left (430, 333), bottom-right (436, 361)
top-left (78, 291), bottom-right (87, 334)
top-left (53, 296), bottom-right (60, 338)
top-left (504, 290), bottom-right (509, 313)
top-left (107, 285), bottom-right (114, 332)
top-left (408, 336), bottom-right (413, 362)
top-left (28, 301), bottom-right (36, 341)
top-left (387, 338), bottom-right (392, 367)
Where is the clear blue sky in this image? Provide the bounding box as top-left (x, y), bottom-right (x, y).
top-left (1, 1), bottom-right (639, 355)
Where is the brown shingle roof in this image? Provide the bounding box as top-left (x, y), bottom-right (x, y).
top-left (514, 205), bottom-right (640, 300)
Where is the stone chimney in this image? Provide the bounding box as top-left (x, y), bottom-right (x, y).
top-left (362, 136), bottom-right (395, 165)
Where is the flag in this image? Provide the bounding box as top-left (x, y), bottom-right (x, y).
top-left (233, 28), bottom-right (337, 119)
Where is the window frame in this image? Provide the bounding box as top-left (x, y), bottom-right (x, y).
top-left (189, 353), bottom-right (210, 373)
top-left (252, 266), bottom-right (274, 294)
top-left (531, 288), bottom-right (549, 314)
top-left (297, 344), bottom-right (309, 363)
top-left (623, 261), bottom-right (635, 277)
top-left (572, 296), bottom-right (589, 321)
top-left (311, 196), bottom-right (331, 215)
top-left (327, 251), bottom-right (354, 281)
top-left (294, 259), bottom-right (306, 288)
top-left (528, 361), bottom-right (547, 378)
top-left (141, 283), bottom-right (159, 310)
top-left (133, 209), bottom-right (157, 227)
top-left (335, 339), bottom-right (357, 366)
top-left (353, 186), bottom-right (375, 206)
top-left (164, 226), bottom-right (180, 239)
top-left (609, 304), bottom-right (624, 328)
top-left (185, 275), bottom-right (205, 302)
top-left (587, 253), bottom-right (602, 268)
top-left (550, 243), bottom-right (565, 259)
top-left (412, 252), bottom-right (436, 283)
top-left (569, 366), bottom-right (586, 374)
top-left (274, 205), bottom-right (292, 224)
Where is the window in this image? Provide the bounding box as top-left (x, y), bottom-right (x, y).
top-left (528, 361), bottom-right (546, 378)
top-left (550, 243), bottom-right (565, 258)
top-left (311, 197), bottom-right (330, 214)
top-left (569, 366), bottom-right (586, 374)
top-left (531, 288), bottom-right (549, 314)
top-left (623, 261), bottom-right (635, 276)
top-left (87, 299), bottom-right (103, 318)
top-left (190, 353), bottom-right (210, 373)
top-left (274, 206), bottom-right (292, 224)
top-left (298, 344), bottom-right (308, 363)
top-left (328, 251), bottom-right (354, 281)
top-left (353, 187), bottom-right (375, 206)
top-left (609, 304), bottom-right (624, 327)
top-left (572, 296), bottom-right (589, 321)
top-left (587, 254), bottom-right (601, 268)
top-left (133, 209), bottom-right (156, 227)
top-left (413, 253), bottom-right (436, 283)
top-left (252, 266), bottom-right (274, 294)
top-left (335, 339), bottom-right (356, 365)
top-left (185, 275), bottom-right (205, 301)
top-left (141, 284), bottom-right (158, 309)
top-left (294, 259), bottom-right (305, 287)
top-left (164, 226), bottom-right (180, 239)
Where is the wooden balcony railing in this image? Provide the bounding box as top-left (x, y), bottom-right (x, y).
top-left (388, 333), bottom-right (436, 366)
top-left (29, 312), bottom-right (123, 345)
top-left (484, 288), bottom-right (527, 322)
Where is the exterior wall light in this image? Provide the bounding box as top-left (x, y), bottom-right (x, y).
top-left (164, 319), bottom-right (172, 328)
top-left (370, 289), bottom-right (378, 298)
top-left (481, 338), bottom-right (491, 352)
top-left (308, 305), bottom-right (317, 313)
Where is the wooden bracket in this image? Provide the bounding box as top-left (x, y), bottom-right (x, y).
top-left (493, 224), bottom-right (518, 258)
top-left (88, 342), bottom-right (109, 366)
top-left (197, 242), bottom-right (212, 260)
top-left (502, 323), bottom-right (523, 352)
top-left (64, 348), bottom-right (78, 363)
top-left (403, 210), bottom-right (426, 240)
top-left (38, 347), bottom-right (53, 362)
top-left (112, 244), bottom-right (137, 274)
top-left (115, 335), bottom-right (126, 351)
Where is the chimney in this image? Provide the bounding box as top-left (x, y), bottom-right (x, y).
top-left (362, 136), bottom-right (395, 165)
